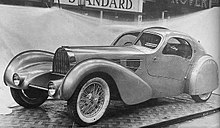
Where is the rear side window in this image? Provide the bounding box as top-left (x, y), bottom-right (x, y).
top-left (136, 33), bottom-right (161, 49)
top-left (162, 37), bottom-right (192, 59)
top-left (114, 32), bottom-right (140, 46)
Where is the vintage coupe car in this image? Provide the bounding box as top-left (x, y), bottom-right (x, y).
top-left (4, 27), bottom-right (219, 126)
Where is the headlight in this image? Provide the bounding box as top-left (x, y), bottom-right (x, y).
top-left (12, 73), bottom-right (20, 86)
top-left (48, 79), bottom-right (63, 97)
top-left (48, 81), bottom-right (56, 96)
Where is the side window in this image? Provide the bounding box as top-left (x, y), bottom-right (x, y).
top-left (114, 32), bottom-right (140, 46)
top-left (162, 37), bottom-right (192, 59)
top-left (137, 33), bottom-right (161, 49)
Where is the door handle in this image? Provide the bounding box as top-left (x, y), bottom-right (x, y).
top-left (153, 57), bottom-right (157, 61)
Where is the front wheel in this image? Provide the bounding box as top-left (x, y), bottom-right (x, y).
top-left (10, 87), bottom-right (48, 108)
top-left (191, 92), bottom-right (212, 102)
top-left (68, 77), bottom-right (110, 126)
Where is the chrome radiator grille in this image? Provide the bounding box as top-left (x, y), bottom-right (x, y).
top-left (53, 48), bottom-right (70, 74)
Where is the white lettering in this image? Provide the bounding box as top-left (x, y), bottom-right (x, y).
top-left (195, 0), bottom-right (201, 7)
top-left (171, 0), bottom-right (179, 4)
top-left (180, 0), bottom-right (187, 4)
top-left (171, 0), bottom-right (210, 8)
top-left (189, 0), bottom-right (193, 6)
top-left (201, 0), bottom-right (208, 8)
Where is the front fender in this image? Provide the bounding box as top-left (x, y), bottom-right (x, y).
top-left (60, 59), bottom-right (152, 105)
top-left (4, 50), bottom-right (54, 89)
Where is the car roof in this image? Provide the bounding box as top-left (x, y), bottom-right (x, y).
top-left (112, 27), bottom-right (201, 48)
top-left (126, 27), bottom-right (190, 38)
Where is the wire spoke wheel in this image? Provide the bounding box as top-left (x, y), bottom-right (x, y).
top-left (78, 82), bottom-right (105, 118)
top-left (76, 78), bottom-right (110, 124)
top-left (68, 77), bottom-right (110, 126)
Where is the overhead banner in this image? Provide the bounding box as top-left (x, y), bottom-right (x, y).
top-left (54, 0), bottom-right (143, 12)
top-left (170, 0), bottom-right (211, 9)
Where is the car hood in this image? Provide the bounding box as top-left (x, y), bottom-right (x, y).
top-left (53, 45), bottom-right (149, 74)
top-left (61, 45), bottom-right (146, 61)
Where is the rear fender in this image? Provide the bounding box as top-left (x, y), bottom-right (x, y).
top-left (61, 59), bottom-right (152, 105)
top-left (186, 55), bottom-right (219, 95)
top-left (4, 50), bottom-right (54, 89)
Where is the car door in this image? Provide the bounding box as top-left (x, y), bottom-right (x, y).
top-left (147, 36), bottom-right (193, 81)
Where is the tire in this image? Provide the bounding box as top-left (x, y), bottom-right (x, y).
top-left (68, 77), bottom-right (110, 126)
top-left (191, 92), bottom-right (212, 102)
top-left (10, 87), bottom-right (48, 108)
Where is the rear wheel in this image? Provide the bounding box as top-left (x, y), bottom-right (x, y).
top-left (191, 92), bottom-right (212, 102)
top-left (68, 77), bottom-right (110, 126)
top-left (10, 87), bottom-right (48, 108)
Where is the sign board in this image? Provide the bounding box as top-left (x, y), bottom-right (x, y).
top-left (170, 0), bottom-right (211, 9)
top-left (54, 0), bottom-right (79, 6)
top-left (54, 0), bottom-right (143, 12)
